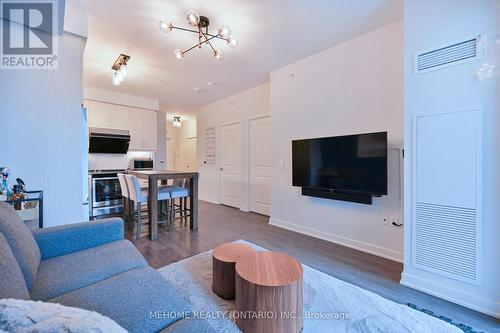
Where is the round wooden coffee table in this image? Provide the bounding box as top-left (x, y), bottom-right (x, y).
top-left (212, 242), bottom-right (255, 300)
top-left (235, 251), bottom-right (303, 333)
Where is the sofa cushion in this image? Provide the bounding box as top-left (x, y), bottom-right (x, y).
top-left (49, 266), bottom-right (190, 333)
top-left (0, 202), bottom-right (41, 291)
top-left (0, 233), bottom-right (30, 300)
top-left (31, 239), bottom-right (147, 301)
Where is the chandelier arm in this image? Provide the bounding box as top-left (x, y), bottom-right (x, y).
top-left (182, 43), bottom-right (200, 54)
top-left (171, 25), bottom-right (226, 40)
top-left (199, 29), bottom-right (217, 53)
top-left (171, 26), bottom-right (200, 34)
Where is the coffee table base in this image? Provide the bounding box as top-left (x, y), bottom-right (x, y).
top-left (235, 273), bottom-right (303, 333)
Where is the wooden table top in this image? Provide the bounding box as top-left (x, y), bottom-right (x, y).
top-left (213, 242), bottom-right (255, 263)
top-left (129, 170), bottom-right (198, 179)
top-left (236, 252), bottom-right (303, 287)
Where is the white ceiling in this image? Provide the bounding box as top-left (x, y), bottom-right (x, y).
top-left (81, 0), bottom-right (402, 111)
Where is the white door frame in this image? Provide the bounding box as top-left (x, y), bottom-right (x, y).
top-left (247, 114), bottom-right (271, 214)
top-left (218, 121), bottom-right (241, 206)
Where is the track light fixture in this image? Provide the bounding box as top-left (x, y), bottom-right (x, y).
top-left (111, 54), bottom-right (130, 86)
top-left (173, 116), bottom-right (182, 128)
top-left (159, 10), bottom-right (239, 60)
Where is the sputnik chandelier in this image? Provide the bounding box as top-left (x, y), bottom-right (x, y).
top-left (159, 10), bottom-right (239, 60)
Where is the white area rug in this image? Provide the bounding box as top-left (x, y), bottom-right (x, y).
top-left (158, 240), bottom-right (462, 333)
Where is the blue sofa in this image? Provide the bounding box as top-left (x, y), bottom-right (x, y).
top-left (0, 202), bottom-right (214, 333)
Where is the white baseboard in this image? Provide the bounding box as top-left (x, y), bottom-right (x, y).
top-left (401, 272), bottom-right (500, 318)
top-left (199, 197), bottom-right (219, 205)
top-left (269, 217), bottom-right (403, 263)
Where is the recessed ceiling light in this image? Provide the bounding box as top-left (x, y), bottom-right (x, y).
top-left (207, 81), bottom-right (216, 86)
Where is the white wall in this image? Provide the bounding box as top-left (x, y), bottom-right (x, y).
top-left (402, 0), bottom-right (499, 317)
top-left (0, 32), bottom-right (87, 226)
top-left (196, 83), bottom-right (270, 209)
top-left (269, 21), bottom-right (404, 261)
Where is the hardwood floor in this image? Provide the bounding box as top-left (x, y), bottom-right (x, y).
top-left (125, 200), bottom-right (499, 332)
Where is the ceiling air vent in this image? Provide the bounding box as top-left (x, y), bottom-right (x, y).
top-left (414, 36), bottom-right (480, 74)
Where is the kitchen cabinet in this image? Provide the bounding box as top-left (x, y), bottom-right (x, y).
top-left (142, 110), bottom-right (157, 150)
top-left (85, 100), bottom-right (157, 152)
top-left (128, 109), bottom-right (157, 151)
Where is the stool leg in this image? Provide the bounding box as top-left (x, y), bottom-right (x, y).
top-left (136, 202), bottom-right (142, 240)
top-left (179, 198), bottom-right (182, 224)
top-left (165, 199), bottom-right (170, 231)
top-left (128, 199), bottom-right (134, 233)
top-left (167, 200), bottom-right (170, 231)
top-left (169, 199), bottom-right (174, 231)
top-left (122, 197), bottom-right (127, 221)
top-left (184, 198), bottom-right (187, 224)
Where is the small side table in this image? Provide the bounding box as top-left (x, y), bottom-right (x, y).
top-left (235, 251), bottom-right (304, 333)
top-left (5, 190), bottom-right (44, 229)
top-left (212, 242), bottom-right (255, 300)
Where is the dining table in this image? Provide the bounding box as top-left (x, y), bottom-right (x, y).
top-left (128, 170), bottom-right (199, 240)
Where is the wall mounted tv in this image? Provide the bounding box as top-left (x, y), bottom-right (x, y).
top-left (292, 131), bottom-right (387, 204)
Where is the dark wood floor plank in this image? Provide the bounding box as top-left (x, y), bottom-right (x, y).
top-left (123, 200), bottom-right (499, 332)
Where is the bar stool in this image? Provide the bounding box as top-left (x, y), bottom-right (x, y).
top-left (163, 179), bottom-right (190, 231)
top-left (117, 173), bottom-right (130, 228)
top-left (126, 174), bottom-right (172, 239)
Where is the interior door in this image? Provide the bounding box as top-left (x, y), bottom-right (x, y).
top-left (220, 122), bottom-right (241, 208)
top-left (249, 116), bottom-right (271, 215)
top-left (184, 136), bottom-right (197, 171)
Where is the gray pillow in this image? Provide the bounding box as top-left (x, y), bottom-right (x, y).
top-left (0, 233), bottom-right (30, 300)
top-left (0, 202), bottom-right (41, 290)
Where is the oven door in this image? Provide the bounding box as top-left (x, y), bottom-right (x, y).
top-left (92, 175), bottom-right (122, 208)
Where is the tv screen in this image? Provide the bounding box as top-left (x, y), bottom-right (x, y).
top-left (292, 132), bottom-right (387, 195)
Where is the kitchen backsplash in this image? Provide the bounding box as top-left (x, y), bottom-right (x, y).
top-left (89, 151), bottom-right (154, 170)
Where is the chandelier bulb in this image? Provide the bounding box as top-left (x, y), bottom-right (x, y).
top-left (186, 10), bottom-right (200, 26)
top-left (227, 35), bottom-right (239, 48)
top-left (218, 25), bottom-right (231, 38)
top-left (174, 49), bottom-right (184, 60)
top-left (214, 49), bottom-right (222, 59)
top-left (159, 20), bottom-right (173, 33)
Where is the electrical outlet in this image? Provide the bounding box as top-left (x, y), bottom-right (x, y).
top-left (390, 216), bottom-right (402, 226)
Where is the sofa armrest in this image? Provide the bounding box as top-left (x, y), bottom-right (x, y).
top-left (32, 218), bottom-right (124, 260)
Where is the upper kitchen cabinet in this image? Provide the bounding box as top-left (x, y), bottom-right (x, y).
top-left (128, 108), bottom-right (157, 151)
top-left (85, 100), bottom-right (157, 151)
top-left (141, 110), bottom-right (157, 151)
top-left (86, 100), bottom-right (129, 130)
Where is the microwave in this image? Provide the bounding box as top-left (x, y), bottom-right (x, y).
top-left (131, 159), bottom-right (153, 170)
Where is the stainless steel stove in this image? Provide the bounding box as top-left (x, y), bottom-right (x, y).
top-left (89, 169), bottom-right (128, 217)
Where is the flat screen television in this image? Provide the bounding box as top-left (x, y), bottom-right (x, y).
top-left (292, 132), bottom-right (387, 196)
